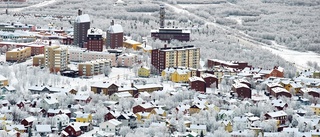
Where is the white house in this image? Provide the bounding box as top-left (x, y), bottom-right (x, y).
top-left (52, 114), bottom-right (70, 128)
top-left (190, 124), bottom-right (207, 135)
top-left (35, 125), bottom-right (52, 136)
top-left (40, 95), bottom-right (59, 110)
top-left (99, 119), bottom-right (122, 135)
top-left (110, 91), bottom-right (132, 101)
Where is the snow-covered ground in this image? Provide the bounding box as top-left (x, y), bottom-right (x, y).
top-left (163, 2), bottom-right (320, 71)
top-left (11, 0), bottom-right (60, 12)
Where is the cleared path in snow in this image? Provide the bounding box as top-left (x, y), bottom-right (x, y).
top-left (11, 0), bottom-right (59, 12)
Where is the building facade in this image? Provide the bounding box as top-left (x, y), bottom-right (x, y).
top-left (84, 28), bottom-right (104, 52)
top-left (68, 48), bottom-right (117, 67)
top-left (44, 45), bottom-right (68, 73)
top-left (117, 53), bottom-right (137, 67)
top-left (5, 47), bottom-right (31, 62)
top-left (151, 45), bottom-right (200, 74)
top-left (106, 20), bottom-right (123, 49)
top-left (78, 59), bottom-right (111, 76)
top-left (32, 54), bottom-right (45, 67)
top-left (73, 11), bottom-right (91, 48)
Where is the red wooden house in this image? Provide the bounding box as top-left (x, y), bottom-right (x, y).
top-left (132, 103), bottom-right (155, 114)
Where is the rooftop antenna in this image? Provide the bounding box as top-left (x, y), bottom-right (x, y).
top-left (160, 5), bottom-right (165, 28)
top-left (6, 0), bottom-right (9, 15)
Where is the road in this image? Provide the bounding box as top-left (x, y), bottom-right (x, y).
top-left (159, 1), bottom-right (320, 71)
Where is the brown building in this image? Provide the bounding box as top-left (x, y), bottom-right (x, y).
top-left (61, 36), bottom-right (73, 45)
top-left (106, 20), bottom-right (123, 49)
top-left (84, 28), bottom-right (104, 51)
top-left (151, 45), bottom-right (200, 74)
top-left (207, 59), bottom-right (250, 70)
top-left (201, 73), bottom-right (218, 88)
top-left (132, 104), bottom-right (155, 114)
top-left (270, 87), bottom-right (292, 98)
top-left (91, 82), bottom-right (119, 96)
top-left (32, 54), bottom-right (45, 67)
top-left (266, 83), bottom-right (283, 93)
top-left (232, 83), bottom-right (252, 99)
top-left (151, 28), bottom-right (190, 42)
top-left (189, 76), bottom-right (206, 93)
top-left (6, 47), bottom-right (31, 62)
top-left (62, 125), bottom-right (82, 137)
top-left (300, 88), bottom-right (320, 98)
top-left (74, 10), bottom-right (91, 48)
top-left (264, 111), bottom-right (287, 125)
top-left (44, 45), bottom-right (68, 73)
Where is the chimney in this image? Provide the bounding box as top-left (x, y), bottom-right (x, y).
top-left (131, 83), bottom-right (134, 88)
top-left (111, 20), bottom-right (114, 26)
top-left (164, 44), bottom-right (167, 48)
top-left (78, 9), bottom-right (82, 16)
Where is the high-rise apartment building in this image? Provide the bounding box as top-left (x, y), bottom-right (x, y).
top-left (151, 45), bottom-right (200, 74)
top-left (74, 10), bottom-right (91, 48)
top-left (106, 20), bottom-right (123, 49)
top-left (44, 45), bottom-right (68, 73)
top-left (84, 28), bottom-right (104, 52)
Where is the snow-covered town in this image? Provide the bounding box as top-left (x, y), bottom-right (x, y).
top-left (0, 0), bottom-right (320, 137)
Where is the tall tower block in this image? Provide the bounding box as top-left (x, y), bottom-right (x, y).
top-left (160, 5), bottom-right (165, 28)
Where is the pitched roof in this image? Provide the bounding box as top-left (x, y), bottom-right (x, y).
top-left (36, 125), bottom-right (51, 133)
top-left (266, 111), bottom-right (287, 118)
top-left (190, 124), bottom-right (206, 130)
top-left (189, 76), bottom-right (205, 82)
top-left (107, 119), bottom-right (122, 126)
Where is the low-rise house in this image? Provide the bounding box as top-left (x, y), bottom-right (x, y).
top-left (232, 83), bottom-right (251, 99)
top-left (135, 111), bottom-right (151, 122)
top-left (310, 104), bottom-right (320, 115)
top-left (190, 124), bottom-right (207, 135)
top-left (138, 66), bottom-right (150, 77)
top-left (162, 67), bottom-right (190, 83)
top-left (271, 87), bottom-right (292, 98)
top-left (99, 119), bottom-right (122, 135)
top-left (91, 82), bottom-right (119, 96)
top-left (132, 83), bottom-right (163, 95)
top-left (150, 107), bottom-right (167, 117)
top-left (75, 112), bottom-right (92, 123)
top-left (47, 109), bottom-right (71, 117)
top-left (62, 123), bottom-right (82, 137)
top-left (202, 73), bottom-right (218, 88)
top-left (176, 104), bottom-right (190, 114)
top-left (105, 110), bottom-right (120, 121)
top-left (35, 125), bottom-right (52, 136)
top-left (4, 125), bottom-right (26, 133)
top-left (28, 85), bottom-right (64, 94)
top-left (117, 112), bottom-right (137, 128)
top-left (40, 96), bottom-right (59, 110)
top-left (189, 103), bottom-right (206, 114)
top-left (0, 75), bottom-right (9, 87)
top-left (28, 107), bottom-right (46, 116)
top-left (110, 91), bottom-right (132, 101)
top-left (280, 81), bottom-right (303, 95)
top-left (189, 76), bottom-right (206, 93)
top-left (300, 88), bottom-right (320, 98)
top-left (52, 114), bottom-right (70, 128)
top-left (1, 85), bottom-right (16, 93)
top-left (74, 94), bottom-right (92, 104)
top-left (271, 99), bottom-right (288, 110)
top-left (264, 111), bottom-right (287, 125)
top-left (266, 83), bottom-right (283, 93)
top-left (21, 116), bottom-right (37, 127)
top-left (133, 103), bottom-right (155, 114)
top-left (221, 120), bottom-right (233, 132)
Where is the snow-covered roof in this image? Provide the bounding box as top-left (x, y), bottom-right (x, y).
top-left (108, 24), bottom-right (123, 33)
top-left (201, 73), bottom-right (216, 78)
top-left (74, 94), bottom-right (90, 101)
top-left (271, 87), bottom-right (290, 94)
top-left (133, 84), bottom-right (162, 89)
top-left (266, 110), bottom-right (287, 118)
top-left (87, 28), bottom-right (103, 36)
top-left (190, 124), bottom-right (206, 130)
top-left (113, 91), bottom-right (132, 98)
top-left (36, 125), bottom-right (51, 133)
top-left (0, 75), bottom-right (8, 81)
top-left (107, 119), bottom-right (122, 126)
top-left (150, 122), bottom-right (166, 128)
top-left (91, 82), bottom-right (118, 88)
top-left (1, 85), bottom-right (16, 91)
top-left (75, 14), bottom-right (90, 23)
top-left (271, 99), bottom-right (287, 107)
top-left (5, 125), bottom-right (26, 131)
top-left (232, 82), bottom-right (250, 89)
top-left (24, 116), bottom-right (37, 122)
top-left (124, 39), bottom-right (141, 45)
top-left (189, 76), bottom-right (205, 82)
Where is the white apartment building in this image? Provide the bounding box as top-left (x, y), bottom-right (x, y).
top-left (69, 48), bottom-right (117, 67)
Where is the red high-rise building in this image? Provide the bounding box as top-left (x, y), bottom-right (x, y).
top-left (106, 20), bottom-right (123, 49)
top-left (84, 28), bottom-right (104, 52)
